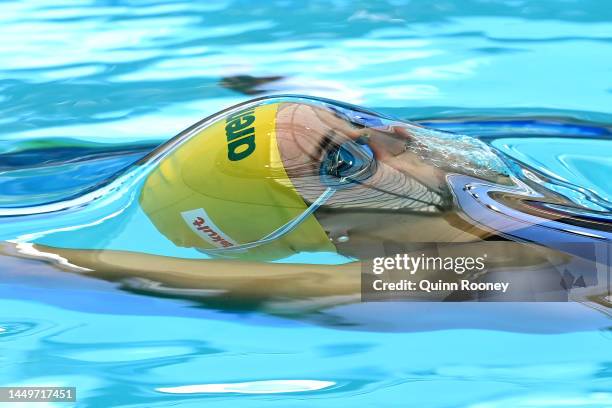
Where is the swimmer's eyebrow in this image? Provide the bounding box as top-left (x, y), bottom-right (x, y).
top-left (313, 130), bottom-right (335, 160)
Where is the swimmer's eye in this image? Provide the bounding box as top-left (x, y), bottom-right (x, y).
top-left (319, 138), bottom-right (376, 188)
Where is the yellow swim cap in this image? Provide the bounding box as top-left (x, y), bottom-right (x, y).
top-left (139, 102), bottom-right (336, 261)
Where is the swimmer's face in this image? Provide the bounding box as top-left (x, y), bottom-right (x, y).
top-left (275, 102), bottom-right (449, 213)
top-left (273, 102), bottom-right (465, 255)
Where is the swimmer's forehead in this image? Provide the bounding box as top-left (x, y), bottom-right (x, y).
top-left (276, 101), bottom-right (331, 115)
top-left (275, 101), bottom-right (344, 125)
top-left (274, 102), bottom-right (353, 149)
top-left (273, 102), bottom-right (354, 169)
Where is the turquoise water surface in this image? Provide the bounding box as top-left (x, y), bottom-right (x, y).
top-left (1, 1), bottom-right (612, 407)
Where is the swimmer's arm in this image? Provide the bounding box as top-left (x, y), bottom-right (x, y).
top-left (32, 244), bottom-right (362, 299)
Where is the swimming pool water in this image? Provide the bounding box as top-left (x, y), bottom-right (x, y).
top-left (1, 1), bottom-right (611, 407)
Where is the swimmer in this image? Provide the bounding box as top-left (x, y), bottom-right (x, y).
top-left (2, 96), bottom-right (609, 310)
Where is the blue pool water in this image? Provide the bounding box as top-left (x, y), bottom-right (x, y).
top-left (1, 1), bottom-right (612, 407)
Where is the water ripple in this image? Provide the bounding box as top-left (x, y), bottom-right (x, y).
top-left (157, 379), bottom-right (337, 394)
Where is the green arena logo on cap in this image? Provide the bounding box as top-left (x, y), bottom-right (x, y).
top-left (225, 108), bottom-right (256, 161)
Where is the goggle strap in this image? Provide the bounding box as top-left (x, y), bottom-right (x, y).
top-left (201, 186), bottom-right (336, 254)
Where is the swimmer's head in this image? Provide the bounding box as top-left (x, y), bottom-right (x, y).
top-left (139, 96), bottom-right (511, 261)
